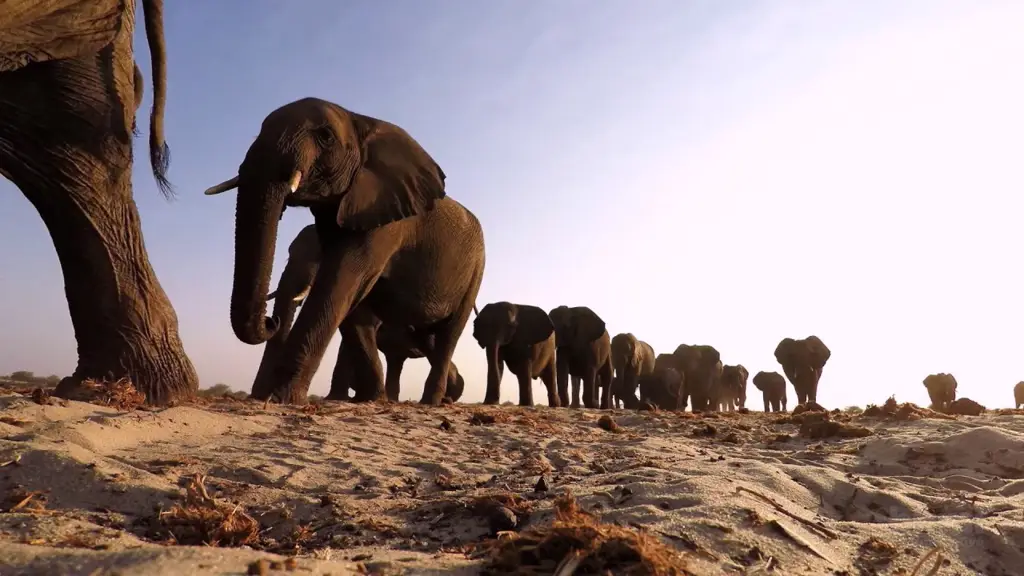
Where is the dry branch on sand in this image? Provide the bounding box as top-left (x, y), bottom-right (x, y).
top-left (150, 474), bottom-right (259, 547)
top-left (480, 492), bottom-right (693, 575)
top-left (861, 397), bottom-right (955, 421)
top-left (58, 377), bottom-right (147, 411)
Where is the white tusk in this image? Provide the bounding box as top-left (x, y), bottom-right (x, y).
top-left (204, 175), bottom-right (239, 196)
top-left (292, 285), bottom-right (311, 302)
top-left (288, 170), bottom-right (302, 193)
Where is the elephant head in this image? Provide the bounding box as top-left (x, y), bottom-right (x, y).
top-left (611, 333), bottom-right (641, 372)
top-left (719, 364), bottom-right (749, 410)
top-left (473, 302), bottom-right (555, 349)
top-left (548, 306), bottom-right (607, 350)
top-left (1015, 381), bottom-right (1024, 409)
top-left (923, 373), bottom-right (958, 413)
top-left (204, 98), bottom-right (446, 346)
top-left (752, 371), bottom-right (787, 413)
top-left (774, 335), bottom-right (830, 406)
top-left (672, 344), bottom-right (723, 412)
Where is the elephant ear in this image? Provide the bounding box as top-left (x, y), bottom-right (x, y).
top-left (774, 338), bottom-right (796, 366)
top-left (700, 346), bottom-right (721, 367)
top-left (512, 305), bottom-right (555, 346)
top-left (737, 365), bottom-right (749, 381)
top-left (572, 307), bottom-right (607, 343)
top-left (805, 335), bottom-right (831, 368)
top-left (335, 114), bottom-right (447, 231)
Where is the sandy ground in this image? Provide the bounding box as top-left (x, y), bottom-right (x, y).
top-left (1, 386), bottom-right (1023, 576)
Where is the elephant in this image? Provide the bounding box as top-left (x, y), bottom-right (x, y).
top-left (0, 0), bottom-right (198, 405)
top-left (923, 373), bottom-right (957, 413)
top-left (774, 336), bottom-right (831, 406)
top-left (638, 353), bottom-right (685, 410)
top-left (472, 302), bottom-right (559, 407)
top-left (548, 306), bottom-right (614, 409)
top-left (204, 97), bottom-right (486, 405)
top-left (671, 344), bottom-right (723, 412)
top-left (610, 333), bottom-right (656, 409)
top-left (752, 371), bottom-right (787, 412)
top-left (1015, 382), bottom-right (1024, 409)
top-left (328, 323), bottom-right (465, 403)
top-left (718, 364), bottom-right (749, 412)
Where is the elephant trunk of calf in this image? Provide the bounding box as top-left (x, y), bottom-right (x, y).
top-left (230, 187), bottom-right (286, 345)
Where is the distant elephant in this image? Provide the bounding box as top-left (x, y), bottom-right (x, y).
top-left (718, 364), bottom-right (749, 412)
top-left (472, 302), bottom-right (559, 407)
top-left (329, 323), bottom-right (464, 403)
top-left (548, 306), bottom-right (614, 409)
top-left (672, 344), bottom-right (723, 412)
top-left (923, 373), bottom-right (957, 413)
top-left (610, 333), bottom-right (656, 409)
top-left (752, 371), bottom-right (787, 412)
top-left (638, 353), bottom-right (685, 410)
top-left (1016, 382), bottom-right (1024, 409)
top-left (204, 97), bottom-right (486, 404)
top-left (1, 0), bottom-right (199, 406)
top-left (774, 336), bottom-right (831, 406)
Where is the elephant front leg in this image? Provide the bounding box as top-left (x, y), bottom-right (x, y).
top-left (763, 393), bottom-right (771, 413)
top-left (384, 354), bottom-right (406, 402)
top-left (269, 242), bottom-right (386, 403)
top-left (483, 344), bottom-right (504, 405)
top-left (582, 369), bottom-right (600, 409)
top-left (541, 360), bottom-right (560, 407)
top-left (516, 365), bottom-right (535, 407)
top-left (326, 332), bottom-right (355, 401)
top-left (556, 353), bottom-right (573, 407)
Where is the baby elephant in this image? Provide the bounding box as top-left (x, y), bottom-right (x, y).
top-left (638, 354), bottom-right (685, 410)
top-left (752, 371), bottom-right (787, 413)
top-left (923, 373), bottom-right (957, 413)
top-left (718, 364), bottom-right (748, 411)
top-left (1016, 381), bottom-right (1024, 409)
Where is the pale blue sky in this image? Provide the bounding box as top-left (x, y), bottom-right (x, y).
top-left (2, 1), bottom-right (1023, 408)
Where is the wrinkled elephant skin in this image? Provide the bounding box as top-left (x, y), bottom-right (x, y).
top-left (549, 306), bottom-right (614, 409)
top-left (923, 373), bottom-right (958, 413)
top-left (610, 333), bottom-right (656, 409)
top-left (752, 371), bottom-right (787, 413)
top-left (774, 335), bottom-right (830, 407)
top-left (718, 364), bottom-right (749, 412)
top-left (472, 302), bottom-right (560, 407)
top-left (205, 97), bottom-right (485, 405)
top-left (672, 344), bottom-right (723, 412)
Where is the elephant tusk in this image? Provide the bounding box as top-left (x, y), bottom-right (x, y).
top-left (288, 170), bottom-right (302, 193)
top-left (292, 285), bottom-right (311, 303)
top-left (204, 175), bottom-right (239, 196)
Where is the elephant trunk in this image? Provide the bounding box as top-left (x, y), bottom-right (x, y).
top-left (229, 185), bottom-right (287, 345)
top-left (484, 343), bottom-right (502, 404)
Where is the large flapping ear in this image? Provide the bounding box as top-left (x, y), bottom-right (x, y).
top-left (572, 307), bottom-right (607, 344)
top-left (805, 335), bottom-right (831, 368)
top-left (512, 304), bottom-right (555, 346)
top-left (774, 338), bottom-right (796, 366)
top-left (336, 113), bottom-right (446, 231)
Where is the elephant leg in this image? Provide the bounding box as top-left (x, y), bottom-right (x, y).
top-left (556, 352), bottom-right (571, 407)
top-left (483, 344), bottom-right (504, 405)
top-left (581, 368), bottom-right (598, 409)
top-left (599, 361), bottom-right (614, 410)
top-left (340, 309), bottom-right (385, 403)
top-left (571, 375), bottom-right (583, 409)
top-left (763, 393), bottom-right (770, 413)
top-left (621, 368), bottom-right (640, 410)
top-left (267, 239), bottom-right (389, 403)
top-left (419, 271), bottom-right (482, 405)
top-left (1, 55), bottom-right (198, 406)
top-left (326, 331), bottom-right (355, 401)
top-left (541, 359), bottom-right (559, 407)
top-left (516, 366), bottom-right (534, 407)
top-left (384, 354), bottom-right (406, 402)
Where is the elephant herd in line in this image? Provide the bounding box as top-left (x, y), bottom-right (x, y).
top-left (248, 224), bottom-right (831, 412)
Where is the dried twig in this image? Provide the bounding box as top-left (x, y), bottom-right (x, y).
top-left (736, 486), bottom-right (838, 539)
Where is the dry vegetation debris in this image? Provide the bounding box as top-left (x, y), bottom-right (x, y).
top-left (481, 492), bottom-right (693, 575)
top-left (149, 473), bottom-right (259, 547)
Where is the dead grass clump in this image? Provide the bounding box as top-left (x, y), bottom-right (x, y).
top-left (597, 414), bottom-right (623, 433)
top-left (861, 396), bottom-right (954, 421)
top-left (791, 402), bottom-right (827, 415)
top-left (2, 486), bottom-right (49, 514)
top-left (470, 410), bottom-right (513, 426)
top-left (77, 377), bottom-right (146, 411)
top-left (798, 412), bottom-right (872, 439)
top-left (855, 536), bottom-right (898, 570)
top-left (948, 397), bottom-right (985, 416)
top-left (154, 473), bottom-right (258, 547)
top-left (482, 492), bottom-right (691, 575)
top-left (471, 491), bottom-right (535, 517)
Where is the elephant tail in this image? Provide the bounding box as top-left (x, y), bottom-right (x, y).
top-left (141, 0), bottom-right (172, 198)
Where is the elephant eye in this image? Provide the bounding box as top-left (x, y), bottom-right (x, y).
top-left (313, 125), bottom-right (336, 147)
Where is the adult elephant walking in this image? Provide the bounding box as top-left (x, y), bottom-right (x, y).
top-left (672, 344), bottom-right (722, 412)
top-left (774, 335), bottom-right (830, 406)
top-left (0, 0), bottom-right (198, 405)
top-left (205, 97), bottom-right (485, 405)
top-left (472, 301), bottom-right (560, 407)
top-left (548, 306), bottom-right (613, 409)
top-left (610, 333), bottom-right (655, 409)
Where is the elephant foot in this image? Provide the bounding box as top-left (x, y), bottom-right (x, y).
top-left (54, 350), bottom-right (198, 408)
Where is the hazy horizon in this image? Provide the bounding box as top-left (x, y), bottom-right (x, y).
top-left (2, 0), bottom-right (1023, 409)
